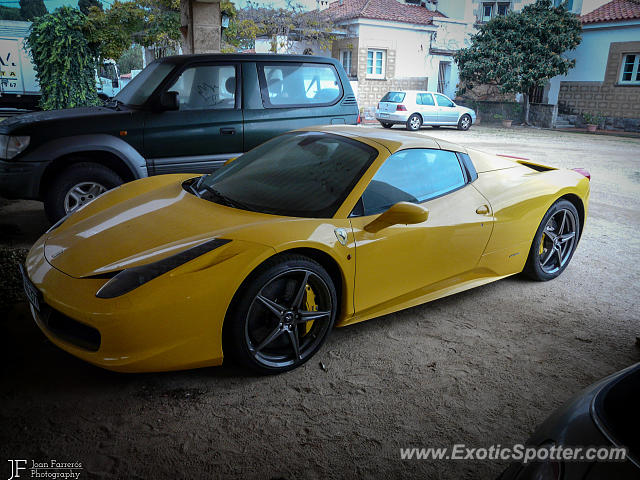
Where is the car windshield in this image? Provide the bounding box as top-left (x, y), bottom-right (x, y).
top-left (113, 61), bottom-right (175, 107)
top-left (198, 132), bottom-right (378, 218)
top-left (381, 91), bottom-right (405, 103)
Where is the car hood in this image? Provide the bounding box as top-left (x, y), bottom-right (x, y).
top-left (0, 106), bottom-right (119, 134)
top-left (43, 174), bottom-right (288, 278)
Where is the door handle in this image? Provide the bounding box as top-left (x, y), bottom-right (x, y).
top-left (476, 205), bottom-right (490, 215)
top-left (220, 127), bottom-right (236, 135)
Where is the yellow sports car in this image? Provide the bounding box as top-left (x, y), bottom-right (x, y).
top-left (22, 127), bottom-right (590, 374)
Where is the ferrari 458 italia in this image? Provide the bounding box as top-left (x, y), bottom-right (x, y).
top-left (22, 127), bottom-right (590, 374)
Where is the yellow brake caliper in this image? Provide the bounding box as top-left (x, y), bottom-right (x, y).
top-left (303, 284), bottom-right (317, 335)
top-left (539, 233), bottom-right (546, 255)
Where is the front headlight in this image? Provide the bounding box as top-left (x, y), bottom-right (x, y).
top-left (96, 238), bottom-right (231, 299)
top-left (0, 134), bottom-right (30, 160)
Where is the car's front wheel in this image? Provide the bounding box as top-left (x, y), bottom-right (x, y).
top-left (44, 162), bottom-right (123, 223)
top-left (524, 199), bottom-right (580, 281)
top-left (224, 255), bottom-right (337, 374)
top-left (406, 113), bottom-right (422, 131)
top-left (458, 114), bottom-right (472, 131)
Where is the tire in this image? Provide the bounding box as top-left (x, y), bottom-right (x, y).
top-left (523, 199), bottom-right (580, 281)
top-left (224, 254), bottom-right (337, 374)
top-left (44, 162), bottom-right (123, 223)
top-left (380, 121), bottom-right (393, 129)
top-left (457, 114), bottom-right (472, 131)
top-left (406, 113), bottom-right (422, 131)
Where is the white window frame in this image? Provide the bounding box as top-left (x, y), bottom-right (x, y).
top-left (366, 49), bottom-right (385, 79)
top-left (619, 54), bottom-right (640, 85)
top-left (340, 49), bottom-right (352, 76)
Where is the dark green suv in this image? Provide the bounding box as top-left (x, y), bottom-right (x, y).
top-left (0, 54), bottom-right (359, 221)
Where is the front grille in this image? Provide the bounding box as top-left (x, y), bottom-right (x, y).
top-left (37, 304), bottom-right (101, 352)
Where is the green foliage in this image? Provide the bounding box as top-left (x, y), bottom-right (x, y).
top-left (19, 0), bottom-right (47, 21)
top-left (455, 0), bottom-right (582, 96)
top-left (582, 112), bottom-right (603, 125)
top-left (78, 0), bottom-right (102, 16)
top-left (26, 7), bottom-right (101, 110)
top-left (0, 6), bottom-right (24, 21)
top-left (83, 0), bottom-right (180, 62)
top-left (117, 45), bottom-right (143, 74)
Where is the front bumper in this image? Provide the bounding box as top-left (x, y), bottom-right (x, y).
top-left (0, 159), bottom-right (46, 199)
top-left (25, 234), bottom-right (276, 372)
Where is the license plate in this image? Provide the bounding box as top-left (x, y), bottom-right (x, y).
top-left (19, 264), bottom-right (41, 312)
top-left (379, 113), bottom-right (389, 118)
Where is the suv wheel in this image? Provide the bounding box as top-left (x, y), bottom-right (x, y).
top-left (406, 114), bottom-right (422, 131)
top-left (44, 162), bottom-right (123, 223)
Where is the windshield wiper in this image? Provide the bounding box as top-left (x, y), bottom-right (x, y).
top-left (200, 184), bottom-right (252, 211)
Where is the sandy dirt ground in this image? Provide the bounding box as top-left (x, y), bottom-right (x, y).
top-left (1, 125), bottom-right (639, 479)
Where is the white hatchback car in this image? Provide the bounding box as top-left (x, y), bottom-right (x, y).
top-left (375, 90), bottom-right (476, 131)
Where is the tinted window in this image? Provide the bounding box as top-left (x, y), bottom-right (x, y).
top-left (114, 61), bottom-right (174, 106)
top-left (418, 93), bottom-right (435, 106)
top-left (259, 63), bottom-right (341, 107)
top-left (361, 149), bottom-right (466, 215)
top-left (167, 65), bottom-right (236, 110)
top-left (381, 91), bottom-right (406, 103)
top-left (434, 94), bottom-right (454, 107)
top-left (200, 132), bottom-right (377, 218)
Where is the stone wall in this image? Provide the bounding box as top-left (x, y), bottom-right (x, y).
top-left (557, 41), bottom-right (640, 121)
top-left (528, 103), bottom-right (558, 129)
top-left (457, 100), bottom-right (524, 124)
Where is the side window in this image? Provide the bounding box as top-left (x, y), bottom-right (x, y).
top-left (418, 93), bottom-right (435, 106)
top-left (167, 65), bottom-right (236, 111)
top-left (434, 94), bottom-right (454, 107)
top-left (259, 63), bottom-right (342, 107)
top-left (361, 149), bottom-right (466, 216)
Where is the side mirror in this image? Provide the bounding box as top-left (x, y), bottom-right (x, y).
top-left (364, 202), bottom-right (429, 233)
top-left (159, 91), bottom-right (179, 111)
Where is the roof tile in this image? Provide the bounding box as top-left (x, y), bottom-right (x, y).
top-left (320, 0), bottom-right (445, 25)
top-left (581, 0), bottom-right (640, 24)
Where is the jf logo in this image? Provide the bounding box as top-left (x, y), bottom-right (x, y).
top-left (6, 460), bottom-right (27, 480)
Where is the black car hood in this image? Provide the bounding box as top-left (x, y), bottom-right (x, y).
top-left (0, 106), bottom-right (119, 134)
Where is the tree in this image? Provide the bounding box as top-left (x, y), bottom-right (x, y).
top-left (223, 1), bottom-right (336, 53)
top-left (78, 0), bottom-right (102, 16)
top-left (19, 0), bottom-right (47, 21)
top-left (0, 6), bottom-right (24, 20)
top-left (26, 7), bottom-right (101, 110)
top-left (454, 0), bottom-right (582, 124)
top-left (117, 45), bottom-right (143, 74)
top-left (84, 0), bottom-right (180, 62)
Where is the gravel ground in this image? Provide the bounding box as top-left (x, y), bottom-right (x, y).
top-left (1, 125), bottom-right (639, 479)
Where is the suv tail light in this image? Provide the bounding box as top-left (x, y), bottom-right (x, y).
top-left (572, 168), bottom-right (591, 180)
top-left (396, 105), bottom-right (407, 111)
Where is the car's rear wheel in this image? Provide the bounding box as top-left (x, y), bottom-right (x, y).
top-left (524, 199), bottom-right (580, 281)
top-left (458, 114), bottom-right (472, 131)
top-left (224, 255), bottom-right (337, 374)
top-left (380, 121), bottom-right (393, 129)
top-left (44, 162), bottom-right (123, 223)
top-left (406, 113), bottom-right (422, 131)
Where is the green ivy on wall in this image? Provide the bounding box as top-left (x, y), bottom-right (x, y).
top-left (26, 7), bottom-right (101, 111)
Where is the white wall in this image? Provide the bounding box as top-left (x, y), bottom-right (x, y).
top-left (548, 22), bottom-right (640, 104)
top-left (355, 20), bottom-right (435, 78)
